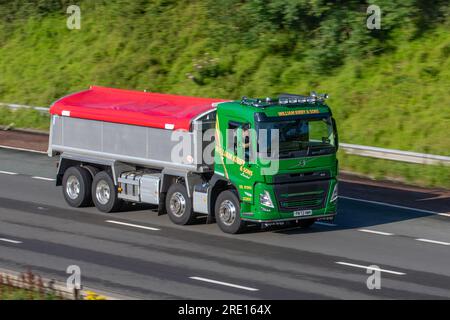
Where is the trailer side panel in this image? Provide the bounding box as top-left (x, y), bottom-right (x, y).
top-left (49, 115), bottom-right (211, 173)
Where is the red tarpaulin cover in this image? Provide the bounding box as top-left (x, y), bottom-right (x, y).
top-left (49, 86), bottom-right (227, 131)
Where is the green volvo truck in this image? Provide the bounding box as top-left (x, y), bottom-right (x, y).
top-left (49, 87), bottom-right (338, 234)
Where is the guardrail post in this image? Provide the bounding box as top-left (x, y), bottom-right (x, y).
top-left (73, 285), bottom-right (83, 300)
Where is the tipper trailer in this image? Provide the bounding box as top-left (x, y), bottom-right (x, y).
top-left (48, 86), bottom-right (339, 234)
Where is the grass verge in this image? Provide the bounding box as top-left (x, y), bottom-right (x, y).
top-left (339, 152), bottom-right (450, 189)
top-left (0, 284), bottom-right (61, 300)
top-left (0, 107), bottom-right (50, 131)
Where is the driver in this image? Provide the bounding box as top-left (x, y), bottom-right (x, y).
top-left (242, 124), bottom-right (250, 149)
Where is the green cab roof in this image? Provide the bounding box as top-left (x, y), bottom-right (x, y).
top-left (217, 94), bottom-right (331, 120)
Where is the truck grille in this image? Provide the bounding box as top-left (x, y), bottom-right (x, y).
top-left (279, 191), bottom-right (324, 209)
top-left (273, 180), bottom-right (329, 212)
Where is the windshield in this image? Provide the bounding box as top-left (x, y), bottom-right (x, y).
top-left (257, 117), bottom-right (336, 159)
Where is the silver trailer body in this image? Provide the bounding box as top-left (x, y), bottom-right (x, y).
top-left (48, 113), bottom-right (216, 173)
top-left (48, 112), bottom-right (215, 212)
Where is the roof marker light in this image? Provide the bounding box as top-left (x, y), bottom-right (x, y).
top-left (242, 92), bottom-right (329, 108)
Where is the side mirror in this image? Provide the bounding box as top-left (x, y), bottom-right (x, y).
top-left (332, 118), bottom-right (339, 151)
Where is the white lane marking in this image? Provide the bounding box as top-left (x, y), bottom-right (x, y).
top-left (0, 145), bottom-right (47, 154)
top-left (189, 276), bottom-right (259, 292)
top-left (416, 238), bottom-right (450, 246)
top-left (0, 238), bottom-right (22, 244)
top-left (105, 220), bottom-right (160, 231)
top-left (336, 262), bottom-right (406, 275)
top-left (339, 196), bottom-right (448, 216)
top-left (0, 170), bottom-right (18, 175)
top-left (31, 176), bottom-right (55, 181)
top-left (315, 221), bottom-right (337, 227)
top-left (437, 213), bottom-right (450, 217)
top-left (358, 229), bottom-right (394, 236)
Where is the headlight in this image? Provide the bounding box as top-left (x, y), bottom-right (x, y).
top-left (331, 183), bottom-right (338, 202)
top-left (260, 190), bottom-right (274, 208)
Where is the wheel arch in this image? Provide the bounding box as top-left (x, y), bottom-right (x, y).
top-left (207, 175), bottom-right (239, 217)
top-left (56, 154), bottom-right (132, 186)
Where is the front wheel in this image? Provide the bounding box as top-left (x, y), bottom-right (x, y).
top-left (215, 190), bottom-right (245, 234)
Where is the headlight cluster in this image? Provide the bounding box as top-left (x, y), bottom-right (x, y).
top-left (331, 183), bottom-right (338, 202)
top-left (259, 190), bottom-right (274, 208)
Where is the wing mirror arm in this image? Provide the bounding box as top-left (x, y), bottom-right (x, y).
top-left (332, 118), bottom-right (339, 151)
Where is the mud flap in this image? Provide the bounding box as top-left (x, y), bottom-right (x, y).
top-left (158, 192), bottom-right (166, 215)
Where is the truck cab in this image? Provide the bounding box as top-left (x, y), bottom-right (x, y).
top-left (211, 93), bottom-right (338, 233)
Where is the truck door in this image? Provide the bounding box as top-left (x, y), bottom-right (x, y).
top-left (227, 122), bottom-right (255, 204)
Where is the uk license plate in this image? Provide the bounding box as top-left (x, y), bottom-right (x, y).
top-left (293, 210), bottom-right (313, 217)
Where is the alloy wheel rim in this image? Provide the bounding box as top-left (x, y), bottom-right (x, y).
top-left (66, 175), bottom-right (80, 200)
top-left (170, 192), bottom-right (186, 217)
top-left (219, 200), bottom-right (236, 226)
top-left (96, 180), bottom-right (111, 205)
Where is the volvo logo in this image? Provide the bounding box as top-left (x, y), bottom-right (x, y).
top-left (289, 159), bottom-right (308, 169)
top-left (298, 160), bottom-right (307, 167)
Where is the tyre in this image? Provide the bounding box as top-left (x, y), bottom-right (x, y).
top-left (165, 183), bottom-right (196, 225)
top-left (91, 171), bottom-right (123, 213)
top-left (215, 190), bottom-right (245, 234)
top-left (296, 218), bottom-right (316, 229)
top-left (62, 166), bottom-right (93, 207)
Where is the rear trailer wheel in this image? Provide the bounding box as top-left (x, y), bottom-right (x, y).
top-left (215, 190), bottom-right (245, 234)
top-left (62, 166), bottom-right (93, 207)
top-left (166, 183), bottom-right (196, 225)
top-left (92, 171), bottom-right (123, 213)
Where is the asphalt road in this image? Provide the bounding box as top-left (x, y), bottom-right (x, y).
top-left (0, 148), bottom-right (449, 299)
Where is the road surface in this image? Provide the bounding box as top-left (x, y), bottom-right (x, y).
top-left (0, 148), bottom-right (449, 299)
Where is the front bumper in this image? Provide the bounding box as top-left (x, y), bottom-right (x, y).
top-left (243, 178), bottom-right (338, 221)
top-left (241, 212), bottom-right (336, 223)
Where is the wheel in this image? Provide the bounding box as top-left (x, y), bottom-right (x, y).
top-left (91, 171), bottom-right (123, 213)
top-left (165, 183), bottom-right (196, 225)
top-left (82, 165), bottom-right (100, 180)
top-left (215, 190), bottom-right (245, 234)
top-left (62, 166), bottom-right (93, 207)
top-left (296, 218), bottom-right (316, 229)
